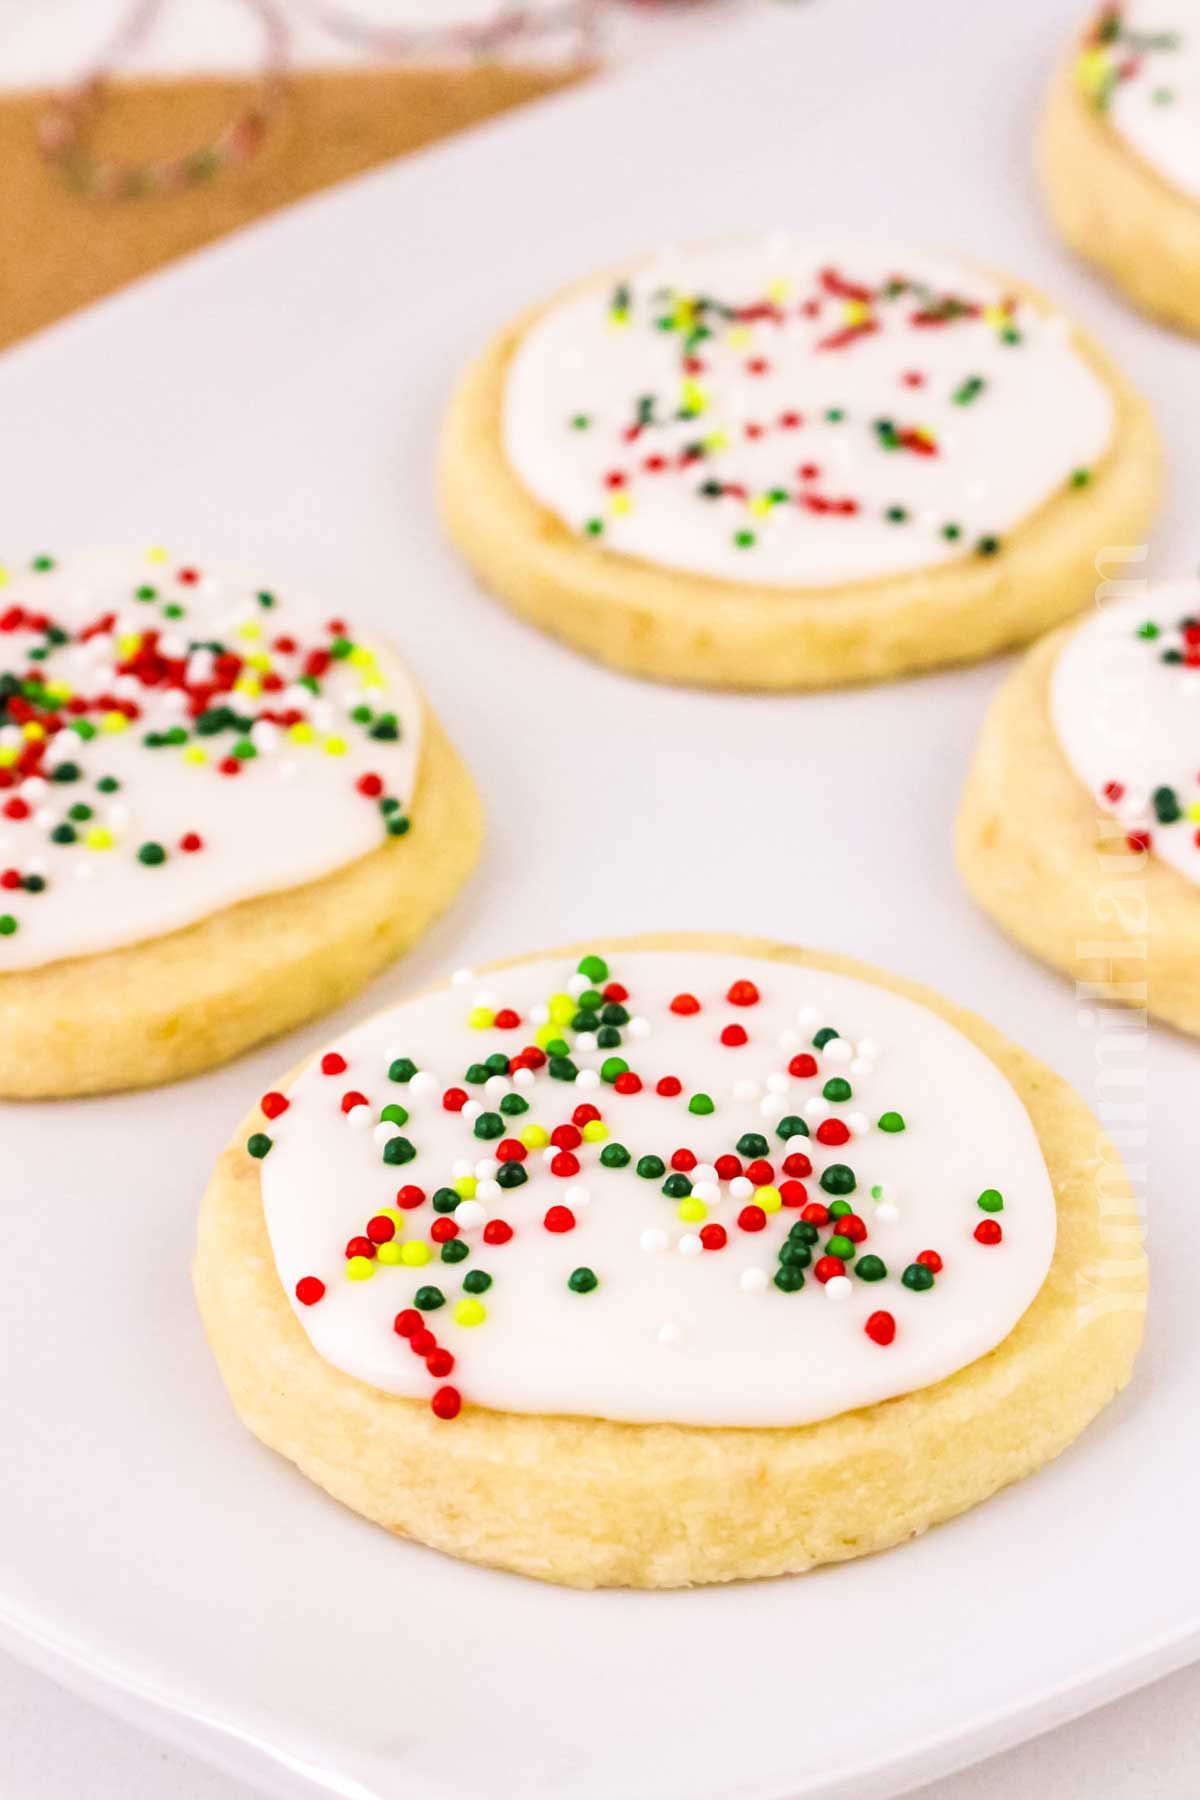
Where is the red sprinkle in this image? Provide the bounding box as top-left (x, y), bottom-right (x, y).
top-left (726, 979), bottom-right (760, 1007)
top-left (715, 1154), bottom-right (743, 1182)
top-left (442, 1087), bottom-right (468, 1112)
top-left (720, 1024), bottom-right (748, 1048)
top-left (816, 1119), bottom-right (850, 1147)
top-left (179, 832), bottom-right (203, 853)
top-left (780, 1180), bottom-right (809, 1207)
top-left (340, 1090), bottom-right (368, 1114)
top-left (670, 993), bottom-right (701, 1015)
top-left (551, 1124), bottom-right (582, 1150)
top-left (426, 1349), bottom-right (455, 1378)
top-left (260, 1091), bottom-right (289, 1119)
top-left (614, 1071), bottom-right (643, 1095)
top-left (543, 1205), bottom-right (576, 1233)
top-left (699, 1223), bottom-right (728, 1251)
top-left (671, 1148), bottom-right (698, 1172)
top-left (431, 1386), bottom-right (462, 1421)
top-left (496, 1138), bottom-right (527, 1163)
top-left (789, 1053), bottom-right (818, 1079)
top-left (916, 1248), bottom-right (943, 1272)
top-left (802, 1202), bottom-right (830, 1226)
top-left (356, 772), bottom-right (383, 798)
top-left (345, 1236), bottom-right (375, 1261)
top-left (295, 1277), bottom-right (325, 1306)
top-left (494, 1008), bottom-right (521, 1030)
top-left (745, 1159), bottom-right (775, 1187)
top-left (572, 1103), bottom-right (601, 1127)
top-left (738, 1204), bottom-right (767, 1233)
top-left (865, 1310), bottom-right (896, 1346)
top-left (320, 1052), bottom-right (347, 1076)
top-left (656, 1076), bottom-right (683, 1097)
top-left (974, 1220), bottom-right (1003, 1246)
top-left (551, 1151), bottom-right (581, 1178)
top-left (430, 1217), bottom-right (458, 1243)
top-left (783, 1151), bottom-right (813, 1178)
top-left (483, 1219), bottom-right (513, 1245)
top-left (814, 1255), bottom-right (845, 1283)
top-left (393, 1309), bottom-right (421, 1338)
top-left (396, 1185), bottom-right (426, 1210)
top-left (366, 1214), bottom-right (396, 1244)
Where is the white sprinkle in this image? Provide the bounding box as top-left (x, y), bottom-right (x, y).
top-left (455, 1200), bottom-right (486, 1231)
top-left (34, 807), bottom-right (56, 830)
top-left (850, 1057), bottom-right (874, 1076)
top-left (513, 1066), bottom-right (535, 1089)
top-left (344, 1104), bottom-right (371, 1129)
top-left (542, 1146), bottom-right (558, 1167)
top-left (450, 968), bottom-right (475, 988)
top-left (847, 1112), bottom-right (869, 1136)
top-left (565, 1183), bottom-right (590, 1210)
top-left (856, 1038), bottom-right (880, 1060)
top-left (408, 1071), bottom-right (437, 1100)
top-left (729, 1176), bottom-right (753, 1201)
top-left (531, 1003), bottom-right (550, 1026)
top-left (778, 1028), bottom-right (800, 1051)
top-left (372, 1123), bottom-right (393, 1147)
top-left (451, 1158), bottom-right (474, 1180)
top-left (691, 1180), bottom-right (720, 1205)
top-left (823, 1039), bottom-right (853, 1065)
top-left (483, 1075), bottom-right (510, 1100)
top-left (733, 1077), bottom-right (760, 1102)
top-left (766, 1072), bottom-right (790, 1095)
top-left (678, 1234), bottom-right (703, 1257)
top-left (474, 1157), bottom-right (498, 1179)
top-left (475, 1178), bottom-right (501, 1203)
top-left (627, 1016), bottom-right (651, 1040)
top-left (19, 776), bottom-right (47, 800)
top-left (575, 1068), bottom-right (601, 1092)
top-left (804, 1097), bottom-right (829, 1121)
top-left (797, 1004), bottom-right (821, 1028)
top-left (461, 1100), bottom-right (483, 1124)
top-left (692, 1163), bottom-right (718, 1185)
top-left (474, 989), bottom-right (500, 1012)
top-left (876, 1201), bottom-right (900, 1224)
top-left (250, 719), bottom-right (279, 754)
top-left (657, 1321), bottom-right (682, 1345)
top-left (824, 1275), bottom-right (853, 1302)
top-left (758, 1095), bottom-right (778, 1119)
top-left (641, 1228), bottom-right (668, 1253)
top-left (574, 1031), bottom-right (598, 1054)
top-left (740, 1267), bottom-right (769, 1294)
top-left (567, 973), bottom-right (589, 998)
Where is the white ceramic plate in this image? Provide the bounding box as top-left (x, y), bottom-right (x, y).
top-left (1, 3), bottom-right (1196, 1795)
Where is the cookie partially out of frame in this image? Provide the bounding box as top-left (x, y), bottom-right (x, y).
top-left (957, 580), bottom-right (1200, 1036)
top-left (195, 933), bottom-right (1145, 1590)
top-left (0, 551), bottom-right (481, 1097)
top-left (1040, 5), bottom-right (1200, 335)
top-left (439, 238), bottom-right (1160, 688)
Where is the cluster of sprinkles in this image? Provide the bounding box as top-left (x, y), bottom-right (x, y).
top-left (558, 261), bottom-right (1095, 562)
top-left (250, 955), bottom-right (1014, 1422)
top-left (0, 553), bottom-right (410, 945)
top-left (1097, 607), bottom-right (1200, 858)
top-left (1077, 6), bottom-right (1182, 111)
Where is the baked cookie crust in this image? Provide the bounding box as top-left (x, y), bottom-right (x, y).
top-left (1039, 59), bottom-right (1200, 336)
top-left (957, 631), bottom-right (1200, 1036)
top-left (0, 711), bottom-right (482, 1098)
top-left (195, 933), bottom-right (1146, 1589)
top-left (438, 272), bottom-right (1160, 690)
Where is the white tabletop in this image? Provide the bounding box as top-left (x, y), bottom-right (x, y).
top-left (0, 3), bottom-right (1196, 1795)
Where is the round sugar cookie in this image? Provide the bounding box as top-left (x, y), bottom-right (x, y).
top-left (438, 238), bottom-right (1160, 689)
top-left (957, 579), bottom-right (1200, 1035)
top-left (195, 934), bottom-right (1145, 1590)
top-left (0, 550), bottom-right (482, 1097)
top-left (1040, 5), bottom-right (1200, 335)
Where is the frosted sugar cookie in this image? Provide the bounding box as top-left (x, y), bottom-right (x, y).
top-left (0, 551), bottom-right (481, 1097)
top-left (439, 239), bottom-right (1159, 687)
top-left (1041, 5), bottom-right (1200, 334)
top-left (195, 935), bottom-right (1145, 1589)
top-left (958, 580), bottom-right (1200, 1034)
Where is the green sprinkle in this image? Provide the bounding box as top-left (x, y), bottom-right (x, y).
top-left (977, 1188), bottom-right (1005, 1213)
top-left (855, 1254), bottom-right (888, 1281)
top-left (568, 1267), bottom-right (598, 1294)
top-left (902, 1262), bottom-right (935, 1292)
top-left (776, 1115), bottom-right (810, 1139)
top-left (577, 954), bottom-right (609, 982)
top-left (137, 841), bottom-right (167, 866)
top-left (473, 1112), bottom-right (504, 1140)
top-left (688, 1092), bottom-right (715, 1115)
top-left (246, 1133), bottom-right (272, 1159)
top-left (379, 1103), bottom-right (408, 1127)
top-left (600, 1143), bottom-right (631, 1168)
top-left (0, 915), bottom-right (18, 937)
top-left (432, 1188), bottom-right (460, 1214)
top-left (812, 1028), bottom-right (839, 1049)
top-left (820, 1164), bottom-right (856, 1197)
top-left (878, 1111), bottom-right (906, 1134)
top-left (637, 1154), bottom-right (666, 1180)
top-left (382, 1137), bottom-right (416, 1165)
top-left (388, 1058), bottom-right (418, 1083)
top-left (463, 1269), bottom-right (492, 1295)
top-left (495, 1163), bottom-right (527, 1189)
top-left (826, 1234), bottom-right (856, 1260)
top-left (774, 1265), bottom-right (806, 1293)
top-left (600, 1056), bottom-right (629, 1083)
top-left (413, 1286), bottom-right (445, 1311)
top-left (823, 1077), bottom-right (852, 1102)
top-left (441, 1239), bottom-right (469, 1263)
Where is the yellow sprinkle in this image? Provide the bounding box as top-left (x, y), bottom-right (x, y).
top-left (469, 1006), bottom-right (495, 1030)
top-left (235, 621), bottom-right (261, 641)
top-left (702, 431), bottom-right (728, 452)
top-left (22, 722), bottom-right (45, 742)
top-left (726, 325), bottom-right (752, 350)
top-left (1075, 46), bottom-right (1110, 98)
top-left (323, 736), bottom-right (347, 756)
top-left (454, 1176), bottom-right (478, 1200)
top-left (288, 721), bottom-right (316, 744)
top-left (983, 303), bottom-right (1008, 330)
top-left (246, 651), bottom-right (271, 672)
top-left (345, 1255), bottom-right (375, 1282)
top-left (755, 1185), bottom-right (783, 1214)
top-left (767, 277), bottom-right (791, 302)
top-left (375, 1241), bottom-right (404, 1266)
top-left (453, 1298), bottom-right (486, 1328)
top-left (145, 545), bottom-right (168, 564)
top-left (520, 1124), bottom-right (550, 1150)
top-left (84, 827), bottom-right (114, 850)
top-left (678, 1197), bottom-right (708, 1223)
top-left (609, 308), bottom-right (629, 328)
top-left (609, 493), bottom-right (632, 517)
top-left (45, 681), bottom-right (71, 704)
top-left (233, 676), bottom-right (261, 699)
top-left (183, 746), bottom-right (207, 765)
top-left (681, 377), bottom-right (708, 415)
top-left (0, 567), bottom-right (8, 588)
top-left (115, 633), bottom-right (141, 660)
top-left (581, 1120), bottom-right (608, 1143)
top-left (548, 993), bottom-right (575, 1025)
top-left (750, 495), bottom-right (773, 517)
top-left (376, 1207), bottom-right (406, 1230)
top-left (843, 299), bottom-right (869, 327)
top-left (535, 1022), bottom-right (560, 1050)
top-left (101, 711), bottom-right (128, 735)
top-left (349, 646), bottom-right (377, 670)
top-left (400, 1241), bottom-right (432, 1268)
top-left (0, 748), bottom-right (16, 768)
top-left (1187, 802), bottom-right (1200, 823)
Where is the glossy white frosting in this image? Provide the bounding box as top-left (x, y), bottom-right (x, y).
top-left (1103, 3), bottom-right (1200, 202)
top-left (502, 240), bottom-right (1114, 586)
top-left (0, 551), bottom-right (421, 969)
top-left (261, 950), bottom-right (1057, 1427)
top-left (1051, 579), bottom-right (1200, 886)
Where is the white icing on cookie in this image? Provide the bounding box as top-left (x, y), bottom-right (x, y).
top-left (1051, 578), bottom-right (1200, 886)
top-left (0, 551), bottom-right (421, 969)
top-left (1088, 3), bottom-right (1200, 202)
top-left (259, 950), bottom-right (1057, 1428)
top-left (501, 241), bottom-right (1114, 587)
